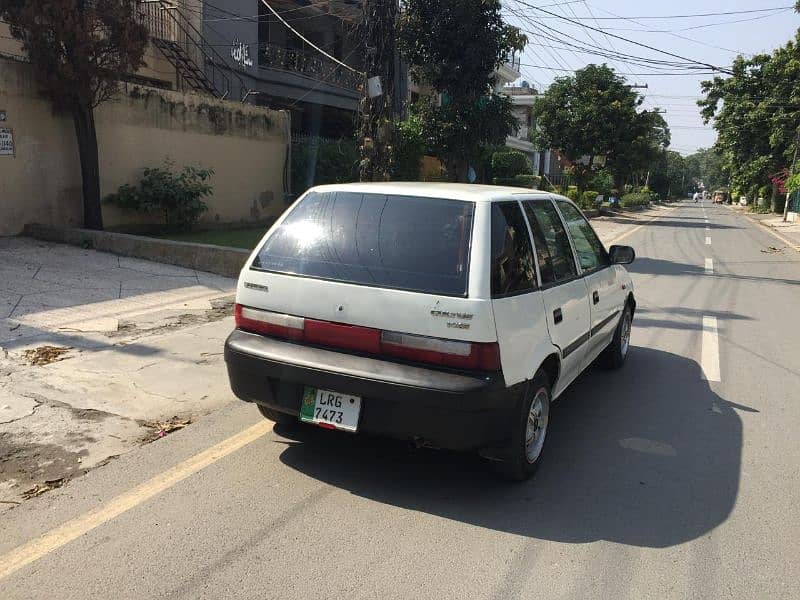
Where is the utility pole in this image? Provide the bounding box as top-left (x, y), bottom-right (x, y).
top-left (784, 127), bottom-right (800, 221)
top-left (358, 0), bottom-right (397, 182)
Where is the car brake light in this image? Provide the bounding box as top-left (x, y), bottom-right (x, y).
top-left (234, 304), bottom-right (501, 371)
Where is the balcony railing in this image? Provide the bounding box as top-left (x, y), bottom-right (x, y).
top-left (260, 43), bottom-right (361, 92)
top-left (137, 3), bottom-right (183, 45)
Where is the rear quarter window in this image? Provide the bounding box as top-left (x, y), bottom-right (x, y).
top-left (252, 191), bottom-right (474, 296)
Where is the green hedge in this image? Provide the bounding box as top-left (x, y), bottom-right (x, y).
top-left (491, 151), bottom-right (531, 179)
top-left (621, 192), bottom-right (652, 208)
top-left (566, 188), bottom-right (579, 203)
top-left (580, 190), bottom-right (600, 210)
top-left (291, 137), bottom-right (359, 197)
top-left (513, 174), bottom-right (541, 188)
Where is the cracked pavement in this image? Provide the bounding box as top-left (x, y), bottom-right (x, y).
top-left (0, 237), bottom-right (239, 510)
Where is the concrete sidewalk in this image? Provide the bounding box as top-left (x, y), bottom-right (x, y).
top-left (725, 205), bottom-right (800, 251)
top-left (1, 237), bottom-right (238, 510)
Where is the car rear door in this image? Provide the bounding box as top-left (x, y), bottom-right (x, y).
top-left (488, 201), bottom-right (552, 387)
top-left (521, 199), bottom-right (591, 397)
top-left (553, 199), bottom-right (624, 369)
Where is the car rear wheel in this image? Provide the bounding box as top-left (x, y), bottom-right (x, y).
top-left (256, 404), bottom-right (298, 426)
top-left (600, 303), bottom-right (633, 370)
top-left (492, 371), bottom-right (551, 482)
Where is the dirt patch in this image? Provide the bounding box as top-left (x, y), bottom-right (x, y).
top-left (22, 346), bottom-right (72, 366)
top-left (0, 432), bottom-right (86, 496)
top-left (141, 416), bottom-right (193, 444)
top-left (110, 296), bottom-right (234, 339)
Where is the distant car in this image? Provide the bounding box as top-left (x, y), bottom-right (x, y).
top-left (713, 190), bottom-right (730, 204)
top-left (225, 183), bottom-right (637, 480)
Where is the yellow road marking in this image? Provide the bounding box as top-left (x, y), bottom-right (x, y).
top-left (0, 420), bottom-right (273, 582)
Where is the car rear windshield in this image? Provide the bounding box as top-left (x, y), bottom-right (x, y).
top-left (252, 191), bottom-right (474, 296)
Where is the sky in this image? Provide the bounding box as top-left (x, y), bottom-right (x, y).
top-left (501, 0), bottom-right (800, 155)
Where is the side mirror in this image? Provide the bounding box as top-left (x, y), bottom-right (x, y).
top-left (609, 245), bottom-right (635, 265)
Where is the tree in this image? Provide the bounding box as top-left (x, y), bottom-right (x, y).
top-left (0, 0), bottom-right (148, 229)
top-left (684, 148), bottom-right (728, 192)
top-left (398, 0), bottom-right (525, 181)
top-left (648, 151), bottom-right (686, 200)
top-left (532, 64), bottom-right (670, 191)
top-left (699, 30), bottom-right (800, 209)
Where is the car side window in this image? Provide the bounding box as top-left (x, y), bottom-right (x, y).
top-left (490, 202), bottom-right (537, 297)
top-left (523, 200), bottom-right (578, 284)
top-left (555, 200), bottom-right (610, 273)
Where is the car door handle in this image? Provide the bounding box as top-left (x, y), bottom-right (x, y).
top-left (553, 308), bottom-right (563, 324)
top-left (593, 291), bottom-right (600, 305)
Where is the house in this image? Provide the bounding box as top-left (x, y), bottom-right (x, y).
top-left (199, 0), bottom-right (367, 137)
top-left (494, 59), bottom-right (564, 186)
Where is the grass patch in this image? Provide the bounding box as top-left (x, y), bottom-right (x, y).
top-left (151, 227), bottom-right (269, 250)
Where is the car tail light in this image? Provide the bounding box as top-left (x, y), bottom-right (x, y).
top-left (234, 304), bottom-right (501, 371)
top-left (235, 304), bottom-right (304, 340)
top-left (381, 331), bottom-right (501, 370)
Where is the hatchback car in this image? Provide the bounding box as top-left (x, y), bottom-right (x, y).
top-left (225, 183), bottom-right (636, 480)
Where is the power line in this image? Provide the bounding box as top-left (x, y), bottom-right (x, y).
top-left (586, 2), bottom-right (751, 56)
top-left (518, 63), bottom-right (719, 76)
top-left (505, 4), bottom-right (720, 73)
top-left (511, 0), bottom-right (735, 74)
top-left (597, 10), bottom-right (792, 33)
top-left (525, 5), bottom-right (795, 20)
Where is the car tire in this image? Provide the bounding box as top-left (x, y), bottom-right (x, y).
top-left (600, 303), bottom-right (633, 370)
top-left (492, 371), bottom-right (551, 482)
top-left (256, 404), bottom-right (297, 426)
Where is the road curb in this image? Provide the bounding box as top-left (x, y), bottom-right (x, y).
top-left (22, 224), bottom-right (250, 277)
top-left (722, 206), bottom-right (800, 253)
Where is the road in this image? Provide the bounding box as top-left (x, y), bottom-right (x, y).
top-left (1, 201), bottom-right (799, 599)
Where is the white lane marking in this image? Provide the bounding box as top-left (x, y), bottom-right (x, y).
top-left (705, 258), bottom-right (714, 274)
top-left (701, 316), bottom-right (721, 382)
top-left (705, 237), bottom-right (712, 245)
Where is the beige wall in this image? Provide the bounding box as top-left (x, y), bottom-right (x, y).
top-left (0, 57), bottom-right (290, 236)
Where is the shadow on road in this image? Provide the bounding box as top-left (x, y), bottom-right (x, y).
top-left (277, 347), bottom-right (752, 549)
top-left (630, 257), bottom-right (800, 287)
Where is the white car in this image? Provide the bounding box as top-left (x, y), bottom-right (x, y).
top-left (225, 183), bottom-right (636, 480)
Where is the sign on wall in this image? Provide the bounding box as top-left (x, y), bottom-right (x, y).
top-left (0, 127), bottom-right (14, 156)
top-left (231, 38), bottom-right (253, 69)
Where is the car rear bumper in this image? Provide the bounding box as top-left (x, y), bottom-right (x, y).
top-left (224, 330), bottom-right (522, 451)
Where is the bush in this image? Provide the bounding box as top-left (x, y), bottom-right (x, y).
top-left (580, 190), bottom-right (600, 210)
top-left (566, 188), bottom-right (579, 203)
top-left (105, 160), bottom-right (214, 229)
top-left (758, 184), bottom-right (772, 199)
top-left (513, 174), bottom-right (541, 189)
top-left (292, 137), bottom-right (359, 196)
top-left (491, 151), bottom-right (531, 179)
top-left (589, 170), bottom-right (613, 196)
top-left (621, 192), bottom-right (651, 208)
top-left (394, 116), bottom-right (425, 180)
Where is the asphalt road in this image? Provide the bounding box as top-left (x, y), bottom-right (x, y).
top-left (2, 201), bottom-right (799, 599)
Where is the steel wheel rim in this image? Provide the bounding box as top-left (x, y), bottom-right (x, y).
top-left (525, 388), bottom-right (549, 463)
top-left (620, 311), bottom-right (632, 357)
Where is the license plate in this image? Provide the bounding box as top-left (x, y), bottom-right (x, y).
top-left (300, 387), bottom-right (362, 432)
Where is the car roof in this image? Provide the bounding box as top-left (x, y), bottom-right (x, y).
top-left (308, 182), bottom-right (557, 203)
